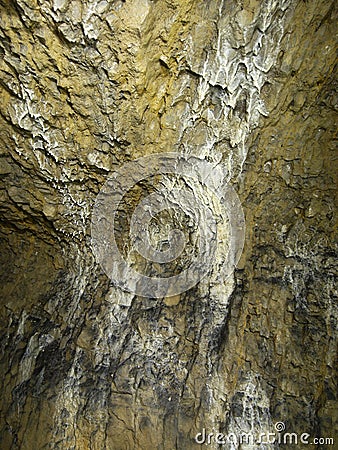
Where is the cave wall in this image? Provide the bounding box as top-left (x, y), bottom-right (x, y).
top-left (0, 0), bottom-right (337, 449)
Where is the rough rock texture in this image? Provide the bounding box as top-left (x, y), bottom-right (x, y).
top-left (0, 0), bottom-right (337, 449)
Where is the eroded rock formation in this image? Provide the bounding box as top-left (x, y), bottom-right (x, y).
top-left (0, 0), bottom-right (337, 448)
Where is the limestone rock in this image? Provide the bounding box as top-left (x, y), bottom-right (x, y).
top-left (0, 0), bottom-right (337, 449)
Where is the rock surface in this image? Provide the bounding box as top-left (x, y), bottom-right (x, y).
top-left (0, 0), bottom-right (337, 449)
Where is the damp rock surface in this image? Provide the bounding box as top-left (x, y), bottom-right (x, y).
top-left (0, 0), bottom-right (337, 449)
